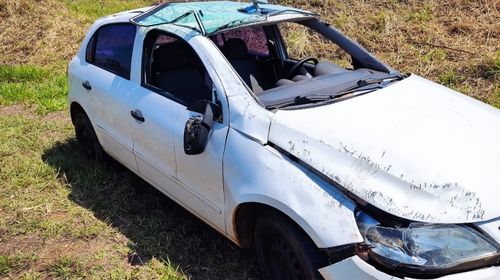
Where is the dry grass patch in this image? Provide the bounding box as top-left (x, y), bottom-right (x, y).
top-left (0, 0), bottom-right (498, 109)
top-left (0, 0), bottom-right (84, 68)
top-left (0, 0), bottom-right (155, 67)
top-left (280, 0), bottom-right (499, 103)
top-left (0, 0), bottom-right (499, 279)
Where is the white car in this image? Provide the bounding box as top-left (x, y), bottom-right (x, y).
top-left (68, 1), bottom-right (500, 279)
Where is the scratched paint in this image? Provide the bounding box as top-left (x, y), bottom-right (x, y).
top-left (223, 128), bottom-right (364, 248)
top-left (269, 75), bottom-right (500, 223)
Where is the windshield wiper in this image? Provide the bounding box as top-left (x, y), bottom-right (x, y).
top-left (266, 89), bottom-right (376, 110)
top-left (266, 74), bottom-right (405, 110)
top-left (329, 74), bottom-right (405, 96)
top-left (265, 95), bottom-right (331, 110)
top-left (356, 74), bottom-right (404, 87)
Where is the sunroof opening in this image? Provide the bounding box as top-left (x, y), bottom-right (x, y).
top-left (130, 1), bottom-right (315, 36)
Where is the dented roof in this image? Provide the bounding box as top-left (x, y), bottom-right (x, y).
top-left (130, 1), bottom-right (316, 35)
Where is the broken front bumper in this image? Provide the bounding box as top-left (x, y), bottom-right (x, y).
top-left (319, 256), bottom-right (500, 280)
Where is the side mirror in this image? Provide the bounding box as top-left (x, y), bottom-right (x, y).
top-left (183, 101), bottom-right (215, 155)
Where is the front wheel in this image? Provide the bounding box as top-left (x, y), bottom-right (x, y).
top-left (254, 211), bottom-right (328, 280)
top-left (74, 112), bottom-right (104, 161)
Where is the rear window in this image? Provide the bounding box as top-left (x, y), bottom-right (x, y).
top-left (86, 23), bottom-right (136, 79)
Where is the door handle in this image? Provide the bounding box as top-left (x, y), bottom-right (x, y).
top-left (130, 110), bottom-right (145, 122)
top-left (82, 80), bottom-right (92, 91)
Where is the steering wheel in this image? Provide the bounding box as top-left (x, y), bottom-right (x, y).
top-left (286, 57), bottom-right (319, 79)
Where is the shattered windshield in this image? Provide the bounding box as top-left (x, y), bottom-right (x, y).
top-left (130, 1), bottom-right (314, 35)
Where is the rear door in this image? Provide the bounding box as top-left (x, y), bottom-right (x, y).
top-left (79, 23), bottom-right (139, 171)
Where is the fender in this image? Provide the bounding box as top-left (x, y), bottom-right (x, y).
top-left (223, 128), bottom-right (363, 248)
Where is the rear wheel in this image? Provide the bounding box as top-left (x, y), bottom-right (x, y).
top-left (74, 112), bottom-right (104, 161)
top-left (254, 211), bottom-right (327, 280)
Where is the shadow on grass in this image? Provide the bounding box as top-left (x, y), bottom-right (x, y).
top-left (42, 139), bottom-right (260, 279)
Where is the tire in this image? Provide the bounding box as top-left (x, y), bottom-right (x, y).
top-left (74, 111), bottom-right (105, 161)
top-left (254, 211), bottom-right (328, 280)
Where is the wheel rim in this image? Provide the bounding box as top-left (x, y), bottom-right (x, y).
top-left (263, 231), bottom-right (305, 280)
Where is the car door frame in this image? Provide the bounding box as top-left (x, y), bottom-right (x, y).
top-left (77, 22), bottom-right (140, 172)
top-left (129, 27), bottom-right (231, 233)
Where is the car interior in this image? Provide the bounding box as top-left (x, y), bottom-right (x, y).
top-left (209, 22), bottom-right (395, 108)
top-left (144, 31), bottom-right (213, 108)
top-left (219, 37), bottom-right (276, 93)
top-left (144, 21), bottom-right (395, 110)
top-left (209, 24), bottom-right (354, 94)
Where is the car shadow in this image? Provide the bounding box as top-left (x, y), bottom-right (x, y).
top-left (42, 139), bottom-right (260, 279)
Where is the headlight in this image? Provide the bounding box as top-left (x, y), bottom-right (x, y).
top-left (356, 211), bottom-right (500, 275)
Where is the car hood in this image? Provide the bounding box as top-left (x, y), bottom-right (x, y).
top-left (268, 75), bottom-right (500, 223)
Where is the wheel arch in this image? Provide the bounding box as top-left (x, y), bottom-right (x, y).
top-left (233, 199), bottom-right (327, 250)
top-left (70, 102), bottom-right (86, 125)
top-left (224, 128), bottom-right (364, 249)
top-left (234, 202), bottom-right (305, 249)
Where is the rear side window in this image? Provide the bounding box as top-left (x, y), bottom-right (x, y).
top-left (86, 23), bottom-right (136, 79)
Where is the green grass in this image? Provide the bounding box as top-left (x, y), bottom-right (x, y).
top-left (483, 51), bottom-right (500, 80)
top-left (0, 113), bottom-right (258, 279)
top-left (0, 0), bottom-right (499, 278)
top-left (46, 257), bottom-right (85, 279)
top-left (407, 3), bottom-right (433, 22)
top-left (0, 65), bottom-right (67, 114)
top-left (3, 0), bottom-right (293, 277)
top-left (490, 86), bottom-right (500, 108)
top-left (0, 254), bottom-right (36, 276)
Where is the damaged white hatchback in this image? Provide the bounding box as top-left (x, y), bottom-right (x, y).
top-left (68, 1), bottom-right (500, 279)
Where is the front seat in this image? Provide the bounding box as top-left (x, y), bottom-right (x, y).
top-left (152, 41), bottom-right (210, 106)
top-left (222, 38), bottom-right (273, 94)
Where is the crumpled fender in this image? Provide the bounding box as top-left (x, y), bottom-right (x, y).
top-left (223, 128), bottom-right (363, 248)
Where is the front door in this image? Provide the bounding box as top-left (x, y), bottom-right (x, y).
top-left (173, 97), bottom-right (227, 230)
top-left (130, 31), bottom-right (228, 231)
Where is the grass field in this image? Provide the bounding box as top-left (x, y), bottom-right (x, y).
top-left (0, 0), bottom-right (499, 279)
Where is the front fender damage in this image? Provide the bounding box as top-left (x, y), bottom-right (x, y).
top-left (223, 128), bottom-right (363, 249)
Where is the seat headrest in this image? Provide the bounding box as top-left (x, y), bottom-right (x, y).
top-left (222, 38), bottom-right (249, 59)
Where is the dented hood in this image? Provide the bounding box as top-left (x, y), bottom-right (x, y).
top-left (268, 75), bottom-right (500, 223)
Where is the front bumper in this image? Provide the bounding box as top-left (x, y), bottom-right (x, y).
top-left (319, 256), bottom-right (500, 280)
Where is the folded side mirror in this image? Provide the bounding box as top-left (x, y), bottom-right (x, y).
top-left (183, 101), bottom-right (215, 155)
